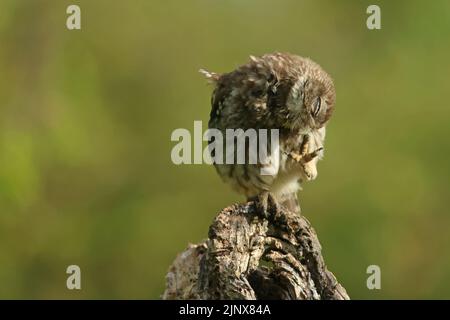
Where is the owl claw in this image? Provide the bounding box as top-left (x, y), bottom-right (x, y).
top-left (285, 135), bottom-right (323, 181)
top-left (303, 147), bottom-right (323, 163)
top-left (253, 191), bottom-right (280, 219)
top-left (300, 134), bottom-right (310, 157)
top-left (288, 134), bottom-right (322, 164)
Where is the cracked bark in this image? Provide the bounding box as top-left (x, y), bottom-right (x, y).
top-left (162, 200), bottom-right (349, 300)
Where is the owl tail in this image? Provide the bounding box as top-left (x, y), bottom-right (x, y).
top-left (199, 68), bottom-right (221, 84)
top-left (280, 192), bottom-right (301, 215)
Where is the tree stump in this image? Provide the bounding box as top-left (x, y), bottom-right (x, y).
top-left (162, 200), bottom-right (349, 300)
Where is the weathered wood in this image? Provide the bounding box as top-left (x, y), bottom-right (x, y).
top-left (163, 200), bottom-right (349, 300)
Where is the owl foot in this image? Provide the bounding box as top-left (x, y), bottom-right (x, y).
top-left (302, 147), bottom-right (323, 164)
top-left (300, 133), bottom-right (311, 158)
top-left (286, 134), bottom-right (323, 180)
top-left (287, 134), bottom-right (323, 164)
top-left (252, 191), bottom-right (280, 219)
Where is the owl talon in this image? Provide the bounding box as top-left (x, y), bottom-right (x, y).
top-left (288, 133), bottom-right (323, 165)
top-left (300, 134), bottom-right (310, 157)
top-left (301, 164), bottom-right (312, 179)
top-left (288, 147), bottom-right (322, 164)
top-left (254, 192), bottom-right (279, 219)
top-left (303, 147), bottom-right (323, 163)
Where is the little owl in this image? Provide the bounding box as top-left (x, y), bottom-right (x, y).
top-left (201, 52), bottom-right (336, 215)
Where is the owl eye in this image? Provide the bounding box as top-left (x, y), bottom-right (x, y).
top-left (312, 97), bottom-right (321, 117)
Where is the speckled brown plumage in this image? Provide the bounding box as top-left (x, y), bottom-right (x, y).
top-left (201, 52), bottom-right (336, 214)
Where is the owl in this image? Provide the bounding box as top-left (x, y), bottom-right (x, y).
top-left (201, 52), bottom-right (336, 214)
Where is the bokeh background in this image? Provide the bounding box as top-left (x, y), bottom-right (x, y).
top-left (0, 0), bottom-right (449, 299)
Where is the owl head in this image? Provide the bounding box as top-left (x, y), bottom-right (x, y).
top-left (263, 54), bottom-right (336, 132)
top-left (285, 74), bottom-right (336, 131)
top-left (201, 52), bottom-right (336, 133)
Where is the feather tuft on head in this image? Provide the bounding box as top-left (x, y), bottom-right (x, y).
top-left (199, 68), bottom-right (220, 84)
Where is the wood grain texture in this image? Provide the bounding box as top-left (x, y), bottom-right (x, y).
top-left (163, 201), bottom-right (349, 300)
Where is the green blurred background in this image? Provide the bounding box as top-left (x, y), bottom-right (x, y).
top-left (0, 0), bottom-right (449, 299)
